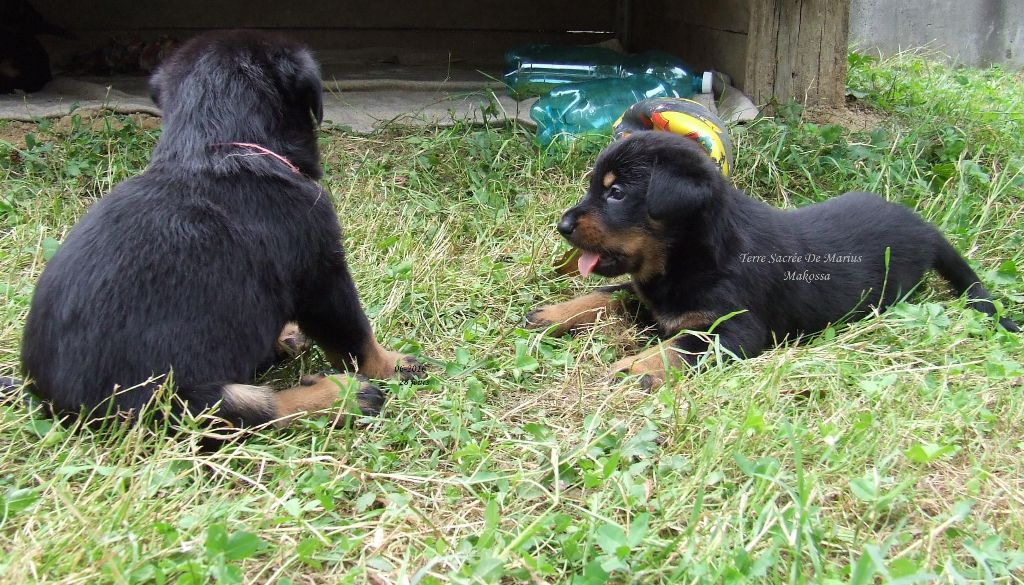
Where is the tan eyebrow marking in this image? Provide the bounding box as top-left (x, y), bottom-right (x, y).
top-left (602, 172), bottom-right (616, 188)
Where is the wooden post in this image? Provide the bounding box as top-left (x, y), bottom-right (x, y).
top-left (745, 0), bottom-right (850, 108)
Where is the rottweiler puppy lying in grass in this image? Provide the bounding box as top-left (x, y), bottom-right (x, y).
top-left (18, 31), bottom-right (424, 430)
top-left (527, 131), bottom-right (1018, 388)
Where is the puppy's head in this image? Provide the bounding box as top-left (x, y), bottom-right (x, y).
top-left (149, 31), bottom-right (324, 177)
top-left (557, 131), bottom-right (728, 281)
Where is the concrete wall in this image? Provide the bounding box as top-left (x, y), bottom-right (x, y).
top-left (850, 0), bottom-right (1023, 67)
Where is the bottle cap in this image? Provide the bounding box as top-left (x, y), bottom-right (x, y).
top-left (701, 71), bottom-right (714, 94)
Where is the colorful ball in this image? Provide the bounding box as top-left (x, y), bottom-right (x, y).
top-left (613, 97), bottom-right (733, 176)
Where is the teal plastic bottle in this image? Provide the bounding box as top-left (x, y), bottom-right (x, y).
top-left (504, 45), bottom-right (624, 98)
top-left (531, 74), bottom-right (704, 146)
top-left (505, 44), bottom-right (710, 99)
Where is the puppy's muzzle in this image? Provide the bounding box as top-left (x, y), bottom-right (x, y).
top-left (557, 208), bottom-right (581, 237)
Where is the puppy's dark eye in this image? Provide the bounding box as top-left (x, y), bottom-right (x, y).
top-left (606, 185), bottom-right (625, 201)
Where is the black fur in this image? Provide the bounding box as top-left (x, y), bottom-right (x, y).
top-left (553, 131), bottom-right (1018, 369)
top-left (20, 31), bottom-right (414, 427)
top-left (0, 0), bottom-right (73, 93)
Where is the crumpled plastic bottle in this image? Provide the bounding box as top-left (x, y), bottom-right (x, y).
top-left (532, 74), bottom-right (708, 146)
top-left (504, 44), bottom-right (712, 100)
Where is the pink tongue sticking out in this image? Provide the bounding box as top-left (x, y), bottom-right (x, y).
top-left (577, 251), bottom-right (601, 278)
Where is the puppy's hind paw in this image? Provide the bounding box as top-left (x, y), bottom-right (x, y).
top-left (608, 364), bottom-right (663, 391)
top-left (276, 322), bottom-right (312, 358)
top-left (608, 346), bottom-right (679, 390)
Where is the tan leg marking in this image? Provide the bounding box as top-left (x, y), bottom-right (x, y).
top-left (659, 310), bottom-right (716, 335)
top-left (324, 340), bottom-right (425, 381)
top-left (276, 321), bottom-right (311, 357)
top-left (357, 340), bottom-right (405, 379)
top-left (609, 342), bottom-right (688, 389)
top-left (525, 292), bottom-right (624, 336)
top-left (271, 373), bottom-right (382, 427)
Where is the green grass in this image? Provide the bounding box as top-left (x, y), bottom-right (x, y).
top-left (1, 52), bottom-right (1023, 584)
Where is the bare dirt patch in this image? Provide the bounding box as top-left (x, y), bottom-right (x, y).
top-left (803, 98), bottom-right (887, 132)
top-left (0, 121), bottom-right (38, 149)
top-left (0, 113), bottom-right (161, 150)
top-left (49, 112), bottom-right (161, 134)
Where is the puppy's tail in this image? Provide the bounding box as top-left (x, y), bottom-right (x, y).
top-left (933, 237), bottom-right (1019, 331)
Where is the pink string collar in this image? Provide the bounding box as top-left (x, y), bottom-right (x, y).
top-left (213, 142), bottom-right (301, 175)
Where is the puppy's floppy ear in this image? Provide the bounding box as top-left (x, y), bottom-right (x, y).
top-left (646, 158), bottom-right (715, 220)
top-left (294, 52), bottom-right (324, 125)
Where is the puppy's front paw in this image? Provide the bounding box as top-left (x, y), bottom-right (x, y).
top-left (523, 293), bottom-right (619, 337)
top-left (364, 344), bottom-right (429, 381)
top-left (326, 342), bottom-right (429, 381)
top-left (523, 305), bottom-right (569, 336)
top-left (609, 355), bottom-right (662, 390)
top-left (394, 353), bottom-right (429, 382)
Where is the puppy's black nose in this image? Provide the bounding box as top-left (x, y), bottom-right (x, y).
top-left (557, 215), bottom-right (576, 236)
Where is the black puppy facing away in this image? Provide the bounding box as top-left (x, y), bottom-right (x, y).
top-left (20, 31), bottom-right (424, 429)
top-left (527, 131), bottom-right (1018, 387)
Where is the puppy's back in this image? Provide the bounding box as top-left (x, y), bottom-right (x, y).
top-left (20, 170), bottom-right (326, 415)
top-left (790, 191), bottom-right (944, 273)
top-left (783, 191), bottom-right (1012, 322)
